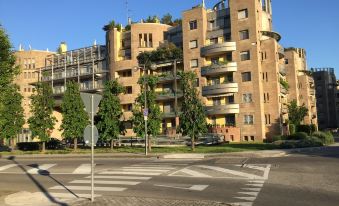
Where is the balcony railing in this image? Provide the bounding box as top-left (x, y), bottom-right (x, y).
top-left (156, 90), bottom-right (183, 100)
top-left (205, 104), bottom-right (239, 115)
top-left (202, 82), bottom-right (238, 96)
top-left (201, 42), bottom-right (236, 57)
top-left (201, 62), bottom-right (237, 76)
top-left (279, 64), bottom-right (286, 76)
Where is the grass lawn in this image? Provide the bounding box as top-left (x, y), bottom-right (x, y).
top-left (0, 143), bottom-right (278, 155)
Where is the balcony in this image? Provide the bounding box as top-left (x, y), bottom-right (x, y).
top-left (162, 111), bottom-right (176, 118)
top-left (278, 46), bottom-right (285, 59)
top-left (156, 90), bottom-right (183, 101)
top-left (201, 62), bottom-right (237, 76)
top-left (205, 104), bottom-right (239, 115)
top-left (157, 72), bottom-right (180, 83)
top-left (281, 105), bottom-right (288, 114)
top-left (202, 82), bottom-right (238, 96)
top-left (280, 84), bottom-right (288, 95)
top-left (279, 64), bottom-right (286, 76)
top-left (201, 42), bottom-right (236, 57)
top-left (261, 31), bottom-right (282, 42)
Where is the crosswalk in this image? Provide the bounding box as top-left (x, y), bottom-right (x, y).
top-left (44, 159), bottom-right (197, 201)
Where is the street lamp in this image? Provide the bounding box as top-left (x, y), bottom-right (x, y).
top-left (134, 61), bottom-right (157, 156)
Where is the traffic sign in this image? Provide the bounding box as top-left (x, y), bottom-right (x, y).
top-left (143, 108), bottom-right (148, 116)
top-left (81, 93), bottom-right (102, 114)
top-left (84, 125), bottom-right (99, 146)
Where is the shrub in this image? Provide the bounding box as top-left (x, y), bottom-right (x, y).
top-left (17, 142), bottom-right (40, 151)
top-left (296, 124), bottom-right (317, 135)
top-left (312, 131), bottom-right (334, 145)
top-left (288, 132), bottom-right (308, 140)
top-left (277, 137), bottom-right (323, 149)
top-left (272, 135), bottom-right (282, 142)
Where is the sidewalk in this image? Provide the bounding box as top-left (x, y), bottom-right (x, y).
top-left (70, 196), bottom-right (231, 206)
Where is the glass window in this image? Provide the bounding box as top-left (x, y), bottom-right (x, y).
top-left (244, 115), bottom-right (254, 125)
top-left (242, 72), bottom-right (251, 82)
top-left (189, 40), bottom-right (198, 49)
top-left (190, 59), bottom-right (198, 68)
top-left (239, 30), bottom-right (249, 40)
top-left (243, 93), bottom-right (252, 103)
top-left (213, 97), bottom-right (221, 106)
top-left (125, 86), bottom-right (132, 94)
top-left (238, 9), bottom-right (248, 19)
top-left (240, 51), bottom-right (251, 61)
top-left (189, 20), bottom-right (197, 30)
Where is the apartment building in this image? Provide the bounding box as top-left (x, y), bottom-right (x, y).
top-left (14, 48), bottom-right (53, 142)
top-left (312, 68), bottom-right (338, 130)
top-left (38, 43), bottom-right (108, 139)
top-left (285, 48), bottom-right (318, 127)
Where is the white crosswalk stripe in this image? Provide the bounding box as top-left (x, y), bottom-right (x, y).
top-left (100, 171), bottom-right (162, 175)
top-left (0, 164), bottom-right (17, 171)
top-left (49, 192), bottom-right (101, 199)
top-left (70, 180), bottom-right (141, 185)
top-left (72, 164), bottom-right (94, 174)
top-left (27, 164), bottom-right (56, 174)
top-left (50, 185), bottom-right (126, 192)
top-left (87, 175), bottom-right (151, 180)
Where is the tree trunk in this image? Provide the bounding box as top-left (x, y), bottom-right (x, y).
top-left (191, 138), bottom-right (195, 151)
top-left (42, 142), bottom-right (46, 153)
top-left (10, 138), bottom-right (15, 151)
top-left (74, 138), bottom-right (78, 151)
top-left (111, 139), bottom-right (114, 150)
top-left (148, 136), bottom-right (152, 152)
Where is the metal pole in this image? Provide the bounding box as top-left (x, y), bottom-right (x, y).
top-left (144, 65), bottom-right (148, 156)
top-left (91, 95), bottom-right (94, 202)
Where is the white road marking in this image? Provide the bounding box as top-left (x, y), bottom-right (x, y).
top-left (231, 202), bottom-right (253, 206)
top-left (50, 192), bottom-right (101, 199)
top-left (100, 171), bottom-right (162, 176)
top-left (242, 164), bottom-right (266, 171)
top-left (72, 164), bottom-right (94, 174)
top-left (169, 168), bottom-right (211, 178)
top-left (49, 185), bottom-right (126, 192)
top-left (154, 184), bottom-right (208, 191)
top-left (123, 166), bottom-right (175, 170)
top-left (70, 180), bottom-right (140, 185)
top-left (245, 183), bottom-right (263, 187)
top-left (197, 165), bottom-right (263, 179)
top-left (248, 180), bottom-right (265, 184)
top-left (136, 163), bottom-right (188, 166)
top-left (120, 168), bottom-right (170, 172)
top-left (242, 188), bottom-right (262, 192)
top-left (0, 164), bottom-right (16, 171)
top-left (238, 192), bottom-right (259, 196)
top-left (27, 164), bottom-right (56, 174)
top-left (234, 197), bottom-right (256, 201)
top-left (86, 175), bottom-right (152, 180)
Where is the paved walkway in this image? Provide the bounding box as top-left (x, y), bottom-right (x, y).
top-left (71, 196), bottom-right (231, 206)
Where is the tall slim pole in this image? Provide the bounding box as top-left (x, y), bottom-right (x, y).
top-left (91, 95), bottom-right (94, 202)
top-left (144, 65), bottom-right (148, 156)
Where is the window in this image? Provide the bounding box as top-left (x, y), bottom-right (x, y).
top-left (242, 72), bottom-right (251, 82)
top-left (240, 51), bottom-right (250, 61)
top-left (121, 69), bottom-right (132, 77)
top-left (239, 30), bottom-right (249, 40)
top-left (250, 136), bottom-right (255, 141)
top-left (189, 20), bottom-right (197, 30)
top-left (211, 57), bottom-right (219, 65)
top-left (225, 114), bottom-right (236, 126)
top-left (285, 59), bottom-right (289, 64)
top-left (210, 38), bottom-right (218, 45)
top-left (238, 9), bottom-right (248, 19)
top-left (125, 86), bottom-right (132, 94)
top-left (264, 93), bottom-right (270, 103)
top-left (228, 95), bottom-right (235, 103)
top-left (265, 114), bottom-right (271, 125)
top-left (24, 72), bottom-right (27, 79)
top-left (189, 40), bottom-right (198, 49)
top-left (224, 33), bottom-right (231, 41)
top-left (244, 115), bottom-right (254, 125)
top-left (213, 97), bottom-right (221, 106)
top-left (244, 136), bottom-right (249, 141)
top-left (243, 93), bottom-right (252, 103)
top-left (190, 59), bottom-right (198, 68)
top-left (124, 104), bottom-right (133, 111)
top-left (208, 20), bottom-right (216, 30)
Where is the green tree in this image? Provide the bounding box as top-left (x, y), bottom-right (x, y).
top-left (60, 81), bottom-right (88, 150)
top-left (97, 80), bottom-right (125, 150)
top-left (287, 100), bottom-right (308, 126)
top-left (0, 85), bottom-right (24, 149)
top-left (144, 15), bottom-right (160, 23)
top-left (161, 13), bottom-right (173, 25)
top-left (28, 83), bottom-right (56, 152)
top-left (173, 18), bottom-right (182, 26)
top-left (177, 71), bottom-right (207, 151)
top-left (131, 75), bottom-right (162, 152)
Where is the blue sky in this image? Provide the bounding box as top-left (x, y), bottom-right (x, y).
top-left (1, 0), bottom-right (338, 76)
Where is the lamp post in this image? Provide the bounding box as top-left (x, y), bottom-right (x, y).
top-left (135, 61), bottom-right (157, 156)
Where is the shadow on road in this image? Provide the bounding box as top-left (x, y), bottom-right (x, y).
top-left (7, 156), bottom-right (69, 206)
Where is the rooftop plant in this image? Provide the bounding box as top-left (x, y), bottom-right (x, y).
top-left (137, 42), bottom-right (183, 65)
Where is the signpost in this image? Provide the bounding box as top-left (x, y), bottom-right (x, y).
top-left (81, 93), bottom-right (102, 202)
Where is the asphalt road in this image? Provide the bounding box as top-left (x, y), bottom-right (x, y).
top-left (0, 145), bottom-right (338, 206)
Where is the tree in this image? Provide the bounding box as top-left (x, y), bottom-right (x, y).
top-left (60, 81), bottom-right (88, 150)
top-left (161, 13), bottom-right (173, 25)
top-left (131, 75), bottom-right (162, 152)
top-left (144, 15), bottom-right (160, 23)
top-left (173, 18), bottom-right (182, 26)
top-left (97, 80), bottom-right (125, 150)
top-left (287, 100), bottom-right (308, 126)
top-left (177, 71), bottom-right (207, 151)
top-left (28, 83), bottom-right (56, 152)
top-left (0, 25), bottom-right (19, 89)
top-left (0, 85), bottom-right (24, 149)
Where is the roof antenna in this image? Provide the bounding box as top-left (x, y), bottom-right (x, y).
top-left (125, 0), bottom-right (131, 25)
top-left (202, 0), bottom-right (205, 8)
